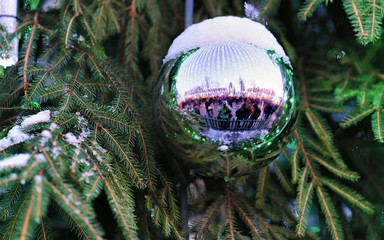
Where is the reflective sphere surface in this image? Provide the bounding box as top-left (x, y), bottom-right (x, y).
top-left (154, 42), bottom-right (298, 172)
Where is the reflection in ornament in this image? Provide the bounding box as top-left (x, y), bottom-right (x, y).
top-left (153, 16), bottom-right (298, 173)
top-left (172, 42), bottom-right (291, 144)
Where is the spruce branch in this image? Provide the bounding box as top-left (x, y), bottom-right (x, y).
top-left (149, 191), bottom-right (183, 239)
top-left (226, 193), bottom-right (235, 240)
top-left (230, 197), bottom-right (263, 239)
top-left (261, 0), bottom-right (274, 14)
top-left (206, 0), bottom-right (218, 17)
top-left (321, 177), bottom-right (374, 214)
top-left (102, 176), bottom-right (138, 239)
top-left (195, 196), bottom-right (225, 239)
top-left (290, 146), bottom-right (300, 183)
top-left (0, 1), bottom-right (380, 239)
top-left (272, 160), bottom-right (294, 193)
top-left (371, 87), bottom-right (384, 141)
top-left (344, 0), bottom-right (367, 40)
top-left (298, 0), bottom-right (326, 21)
top-left (340, 107), bottom-right (375, 127)
top-left (296, 180), bottom-right (314, 237)
top-left (290, 57), bottom-right (375, 238)
top-left (255, 166), bottom-right (268, 208)
top-left (125, 1), bottom-right (139, 71)
top-left (48, 182), bottom-right (105, 240)
top-left (308, 153), bottom-right (359, 181)
top-left (23, 12), bottom-right (39, 97)
top-left (0, 2), bottom-right (182, 238)
top-left (0, 28), bottom-right (11, 51)
top-left (316, 186), bottom-right (344, 240)
top-left (294, 130), bottom-right (317, 179)
top-left (298, 0), bottom-right (384, 43)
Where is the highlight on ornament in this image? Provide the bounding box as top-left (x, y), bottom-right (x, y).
top-left (155, 16), bottom-right (297, 154)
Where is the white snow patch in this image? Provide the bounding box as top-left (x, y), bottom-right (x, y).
top-left (20, 110), bottom-right (51, 128)
top-left (0, 138), bottom-right (12, 151)
top-left (164, 16), bottom-right (290, 65)
top-left (74, 148), bottom-right (81, 155)
top-left (70, 160), bottom-right (77, 172)
top-left (49, 123), bottom-right (59, 131)
top-left (343, 205), bottom-right (353, 222)
top-left (0, 125), bottom-right (31, 151)
top-left (40, 130), bottom-right (52, 146)
top-left (9, 173), bottom-right (18, 179)
top-left (93, 141), bottom-right (108, 153)
top-left (79, 158), bottom-right (91, 166)
top-left (88, 145), bottom-right (103, 161)
top-left (34, 153), bottom-right (46, 162)
top-left (202, 127), bottom-right (269, 144)
top-left (67, 128), bottom-right (90, 146)
top-left (79, 128), bottom-right (90, 140)
top-left (64, 132), bottom-right (81, 146)
top-left (34, 175), bottom-right (43, 193)
top-left (80, 170), bottom-right (95, 183)
top-left (0, 153), bottom-right (30, 170)
top-left (72, 34), bottom-right (84, 42)
top-left (217, 145), bottom-right (229, 151)
top-left (8, 125), bottom-right (31, 143)
top-left (41, 0), bottom-right (57, 11)
top-left (41, 130), bottom-right (52, 139)
top-left (244, 2), bottom-right (260, 20)
top-left (52, 146), bottom-right (62, 158)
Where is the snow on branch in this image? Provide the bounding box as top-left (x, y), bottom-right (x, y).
top-left (0, 110), bottom-right (51, 151)
top-left (0, 125), bottom-right (31, 151)
top-left (21, 110), bottom-right (51, 128)
top-left (0, 153), bottom-right (30, 170)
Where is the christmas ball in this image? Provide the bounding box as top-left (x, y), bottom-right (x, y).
top-left (153, 16), bottom-right (298, 174)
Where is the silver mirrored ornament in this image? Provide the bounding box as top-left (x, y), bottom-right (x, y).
top-left (153, 16), bottom-right (298, 173)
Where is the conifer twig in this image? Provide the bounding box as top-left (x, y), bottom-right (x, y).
top-left (23, 12), bottom-right (39, 97)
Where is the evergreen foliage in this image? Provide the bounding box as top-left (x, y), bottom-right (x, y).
top-left (0, 0), bottom-right (383, 239)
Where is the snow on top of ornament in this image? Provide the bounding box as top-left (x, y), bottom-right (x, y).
top-left (164, 16), bottom-right (290, 66)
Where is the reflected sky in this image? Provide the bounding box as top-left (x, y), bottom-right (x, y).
top-left (175, 42), bottom-right (286, 104)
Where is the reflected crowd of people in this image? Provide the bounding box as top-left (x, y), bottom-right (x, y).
top-left (179, 96), bottom-right (282, 130)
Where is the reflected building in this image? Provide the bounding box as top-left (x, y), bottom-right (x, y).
top-left (179, 76), bottom-right (282, 105)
